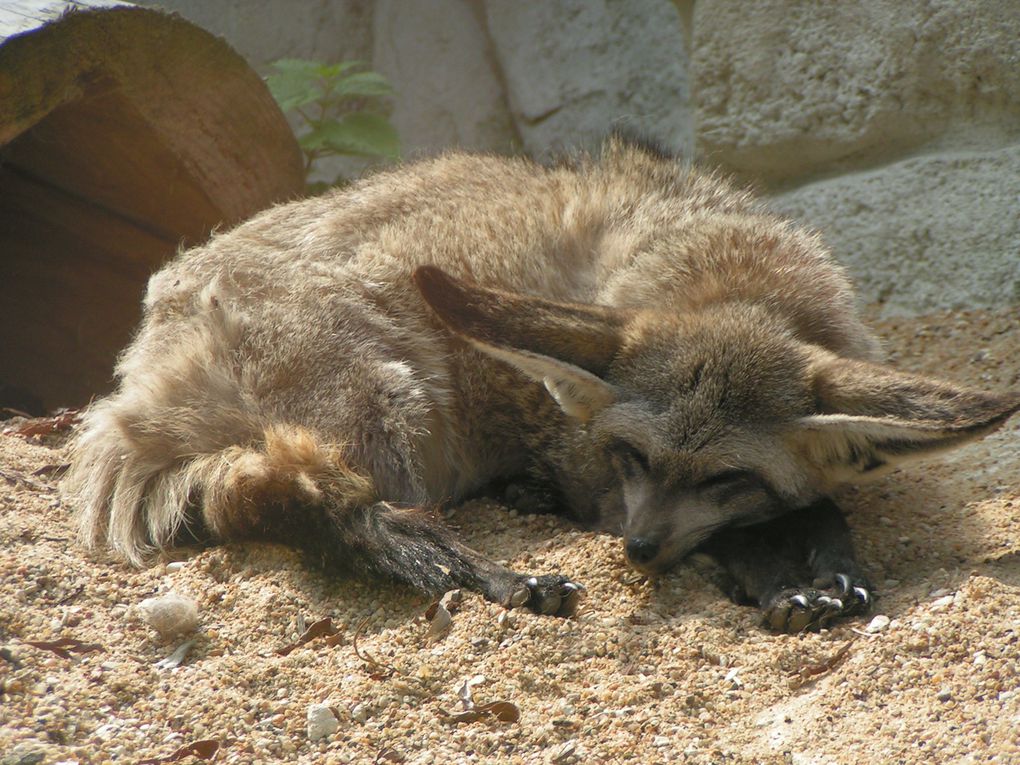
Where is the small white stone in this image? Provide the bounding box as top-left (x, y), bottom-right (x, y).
top-left (937, 687), bottom-right (953, 702)
top-left (550, 739), bottom-right (577, 762)
top-left (165, 561), bottom-right (186, 573)
top-left (865, 614), bottom-right (891, 633)
top-left (653, 736), bottom-right (670, 747)
top-left (351, 703), bottom-right (369, 723)
top-left (306, 703), bottom-right (339, 741)
top-left (930, 595), bottom-right (954, 611)
top-left (139, 592), bottom-right (200, 638)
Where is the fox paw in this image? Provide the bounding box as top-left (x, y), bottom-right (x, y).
top-left (762, 577), bottom-right (872, 633)
top-left (814, 572), bottom-right (873, 616)
top-left (508, 575), bottom-right (585, 617)
top-left (503, 482), bottom-right (561, 515)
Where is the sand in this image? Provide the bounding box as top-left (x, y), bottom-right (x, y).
top-left (1, 307), bottom-right (1019, 765)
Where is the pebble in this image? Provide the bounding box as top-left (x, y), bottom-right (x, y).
top-left (930, 595), bottom-right (955, 611)
top-left (937, 688), bottom-right (953, 702)
top-left (866, 615), bottom-right (891, 633)
top-left (139, 592), bottom-right (200, 638)
top-left (307, 703), bottom-right (339, 741)
top-left (1, 744), bottom-right (46, 765)
top-left (549, 739), bottom-right (577, 762)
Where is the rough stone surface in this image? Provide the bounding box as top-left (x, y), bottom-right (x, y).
top-left (132, 0), bottom-right (373, 70)
top-left (132, 0), bottom-right (375, 185)
top-left (772, 144), bottom-right (1020, 316)
top-left (484, 0), bottom-right (693, 157)
top-left (694, 0), bottom-right (1020, 186)
top-left (372, 0), bottom-right (517, 159)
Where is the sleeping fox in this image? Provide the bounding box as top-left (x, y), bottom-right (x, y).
top-left (65, 136), bottom-right (1020, 632)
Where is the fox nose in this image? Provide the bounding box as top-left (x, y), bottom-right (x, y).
top-left (626, 537), bottom-right (660, 567)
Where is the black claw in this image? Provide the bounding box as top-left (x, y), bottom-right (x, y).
top-left (557, 583), bottom-right (585, 617)
top-left (508, 575), bottom-right (585, 617)
top-left (835, 573), bottom-right (852, 595)
top-left (763, 581), bottom-right (873, 633)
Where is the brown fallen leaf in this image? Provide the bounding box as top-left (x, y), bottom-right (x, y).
top-left (440, 675), bottom-right (519, 724)
top-left (3, 408), bottom-right (81, 438)
top-left (423, 589), bottom-right (463, 639)
top-left (136, 739), bottom-right (219, 765)
top-left (788, 637), bottom-right (856, 688)
top-left (439, 701), bottom-right (521, 724)
top-left (24, 637), bottom-right (104, 660)
top-left (0, 469), bottom-right (47, 492)
top-left (275, 616), bottom-right (340, 656)
top-left (32, 462), bottom-right (70, 479)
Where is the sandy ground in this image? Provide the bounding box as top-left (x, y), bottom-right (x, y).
top-left (1, 307), bottom-right (1019, 765)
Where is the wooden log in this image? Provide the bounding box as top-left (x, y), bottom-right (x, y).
top-left (0, 1), bottom-right (305, 412)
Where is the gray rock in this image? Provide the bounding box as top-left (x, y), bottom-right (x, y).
top-left (132, 0), bottom-right (373, 70)
top-left (138, 592), bottom-right (201, 639)
top-left (694, 0), bottom-right (1020, 185)
top-left (373, 0), bottom-right (517, 158)
top-left (773, 145), bottom-right (1020, 316)
top-left (484, 0), bottom-right (693, 157)
top-left (307, 703), bottom-right (339, 740)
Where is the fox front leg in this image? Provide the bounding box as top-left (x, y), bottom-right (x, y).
top-left (703, 499), bottom-right (872, 632)
top-left (314, 501), bottom-right (585, 617)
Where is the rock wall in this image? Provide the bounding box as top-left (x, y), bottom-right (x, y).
top-left (135, 0), bottom-right (1018, 316)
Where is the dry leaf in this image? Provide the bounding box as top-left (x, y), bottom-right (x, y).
top-left (275, 616), bottom-right (340, 656)
top-left (155, 639), bottom-right (197, 670)
top-left (24, 637), bottom-right (104, 659)
top-left (32, 462), bottom-right (70, 478)
top-left (425, 602), bottom-right (452, 643)
top-left (3, 408), bottom-right (81, 438)
top-left (787, 638), bottom-right (856, 688)
top-left (439, 700), bottom-right (521, 724)
top-left (136, 739), bottom-right (219, 764)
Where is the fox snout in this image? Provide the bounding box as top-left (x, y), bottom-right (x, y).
top-left (622, 528), bottom-right (702, 574)
top-left (625, 536), bottom-right (661, 568)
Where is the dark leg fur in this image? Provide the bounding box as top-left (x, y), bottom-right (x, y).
top-left (703, 498), bottom-right (872, 632)
top-left (295, 500), bottom-right (584, 617)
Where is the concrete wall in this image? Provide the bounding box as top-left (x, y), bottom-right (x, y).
top-left (136, 0), bottom-right (1019, 317)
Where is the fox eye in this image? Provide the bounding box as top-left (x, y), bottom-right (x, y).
top-left (698, 469), bottom-right (751, 490)
top-left (606, 438), bottom-right (649, 476)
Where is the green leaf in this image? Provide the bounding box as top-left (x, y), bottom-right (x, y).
top-left (298, 113), bottom-right (400, 159)
top-left (266, 65), bottom-right (324, 113)
top-left (332, 71), bottom-right (395, 99)
top-left (316, 60), bottom-right (364, 80)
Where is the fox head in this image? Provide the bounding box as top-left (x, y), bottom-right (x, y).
top-left (414, 266), bottom-right (1020, 575)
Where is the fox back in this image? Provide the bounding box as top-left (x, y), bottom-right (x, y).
top-left (66, 137), bottom-right (1019, 621)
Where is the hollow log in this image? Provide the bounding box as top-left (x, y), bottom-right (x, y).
top-left (0, 1), bottom-right (304, 412)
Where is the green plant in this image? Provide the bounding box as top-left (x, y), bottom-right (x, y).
top-left (266, 59), bottom-right (399, 189)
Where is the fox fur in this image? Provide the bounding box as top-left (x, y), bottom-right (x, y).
top-left (65, 136), bottom-right (1020, 630)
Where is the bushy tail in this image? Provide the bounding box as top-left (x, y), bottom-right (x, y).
top-left (63, 292), bottom-right (376, 565)
top-left (66, 403), bottom-right (375, 565)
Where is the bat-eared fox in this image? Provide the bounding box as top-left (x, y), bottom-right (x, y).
top-left (66, 136), bottom-right (1020, 632)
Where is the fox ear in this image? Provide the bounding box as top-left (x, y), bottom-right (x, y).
top-left (413, 266), bottom-right (627, 421)
top-left (792, 356), bottom-right (1020, 483)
